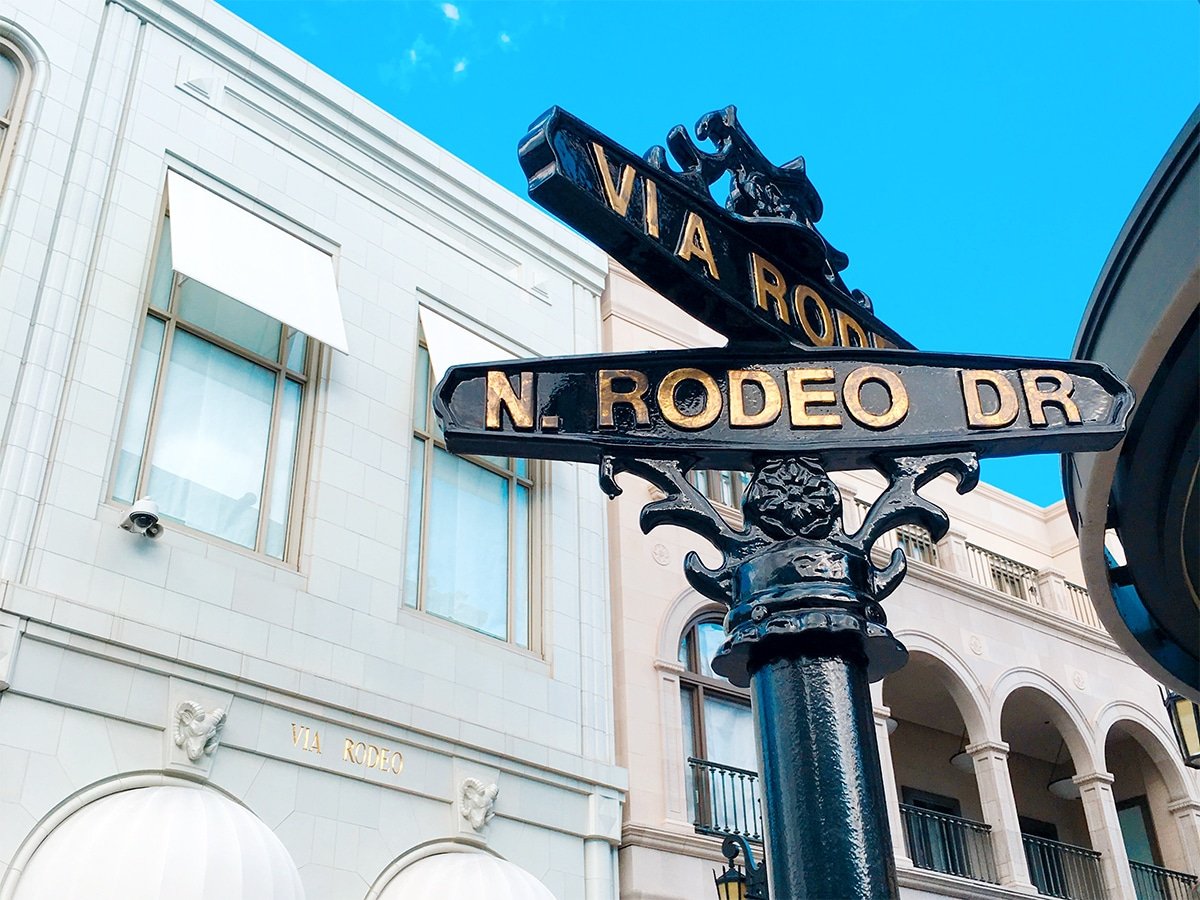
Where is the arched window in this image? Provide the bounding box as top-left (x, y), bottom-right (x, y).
top-left (679, 614), bottom-right (761, 839)
top-left (0, 37), bottom-right (29, 191)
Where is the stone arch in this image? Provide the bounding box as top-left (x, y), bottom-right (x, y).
top-left (657, 585), bottom-right (723, 664)
top-left (1096, 701), bottom-right (1197, 802)
top-left (0, 16), bottom-right (48, 218)
top-left (365, 838), bottom-right (500, 899)
top-left (891, 629), bottom-right (990, 743)
top-left (990, 666), bottom-right (1100, 774)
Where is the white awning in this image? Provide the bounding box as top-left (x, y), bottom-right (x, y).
top-left (378, 851), bottom-right (556, 900)
top-left (12, 786), bottom-right (305, 900)
top-left (419, 305), bottom-right (514, 383)
top-left (166, 172), bottom-right (349, 353)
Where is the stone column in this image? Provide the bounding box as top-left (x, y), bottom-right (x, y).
top-left (1167, 798), bottom-right (1200, 876)
top-left (968, 740), bottom-right (1036, 891)
top-left (1034, 568), bottom-right (1072, 617)
top-left (584, 792), bottom-right (622, 900)
top-left (936, 528), bottom-right (971, 579)
top-left (873, 704), bottom-right (912, 868)
top-left (1074, 771), bottom-right (1137, 899)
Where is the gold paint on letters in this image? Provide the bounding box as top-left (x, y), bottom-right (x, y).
top-left (598, 369), bottom-right (651, 427)
top-left (794, 286), bottom-right (836, 347)
top-left (786, 368), bottom-right (842, 428)
top-left (843, 366), bottom-right (909, 429)
top-left (675, 211), bottom-right (720, 280)
top-left (836, 309), bottom-right (869, 348)
top-left (750, 252), bottom-right (791, 324)
top-left (486, 371), bottom-right (535, 430)
top-left (729, 370), bottom-right (783, 428)
top-left (592, 143), bottom-right (636, 216)
top-left (961, 370), bottom-right (1020, 429)
top-left (1020, 369), bottom-right (1081, 427)
top-left (657, 368), bottom-right (722, 430)
top-left (342, 736), bottom-right (404, 775)
top-left (644, 180), bottom-right (659, 238)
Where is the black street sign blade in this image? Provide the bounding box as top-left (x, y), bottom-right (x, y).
top-left (519, 107), bottom-right (913, 352)
top-left (434, 348), bottom-right (1132, 472)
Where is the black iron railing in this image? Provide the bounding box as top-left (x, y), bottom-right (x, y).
top-left (687, 757), bottom-right (763, 843)
top-left (899, 803), bottom-right (998, 884)
top-left (1022, 834), bottom-right (1105, 899)
top-left (1130, 860), bottom-right (1200, 900)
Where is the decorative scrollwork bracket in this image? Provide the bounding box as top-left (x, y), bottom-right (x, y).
top-left (601, 451), bottom-right (978, 687)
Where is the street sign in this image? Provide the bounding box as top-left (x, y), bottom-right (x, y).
top-left (519, 107), bottom-right (912, 351)
top-left (435, 348), bottom-right (1132, 471)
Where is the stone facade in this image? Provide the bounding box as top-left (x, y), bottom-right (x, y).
top-left (0, 0), bottom-right (622, 897)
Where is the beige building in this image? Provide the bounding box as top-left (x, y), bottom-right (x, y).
top-left (603, 262), bottom-right (1200, 900)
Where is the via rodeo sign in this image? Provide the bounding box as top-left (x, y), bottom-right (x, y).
top-left (441, 105), bottom-right (1131, 475)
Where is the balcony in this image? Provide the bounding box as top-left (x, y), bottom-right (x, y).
top-left (1129, 860), bottom-right (1200, 900)
top-left (899, 803), bottom-right (998, 885)
top-left (687, 757), bottom-right (763, 843)
top-left (853, 497), bottom-right (1106, 632)
top-left (1022, 834), bottom-right (1105, 899)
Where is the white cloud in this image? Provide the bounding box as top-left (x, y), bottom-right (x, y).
top-left (453, 58), bottom-right (468, 74)
top-left (499, 32), bottom-right (511, 45)
top-left (440, 3), bottom-right (460, 21)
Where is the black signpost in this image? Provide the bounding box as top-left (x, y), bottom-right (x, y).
top-left (435, 107), bottom-right (1134, 900)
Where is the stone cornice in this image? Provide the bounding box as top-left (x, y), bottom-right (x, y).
top-left (967, 740), bottom-right (1011, 757)
top-left (898, 865), bottom-right (1040, 899)
top-left (1168, 798), bottom-right (1200, 814)
top-left (109, 0), bottom-right (608, 292)
top-left (620, 822), bottom-right (730, 861)
top-left (1073, 771), bottom-right (1116, 788)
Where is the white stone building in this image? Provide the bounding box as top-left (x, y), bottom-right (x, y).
top-left (604, 262), bottom-right (1200, 900)
top-left (0, 0), bottom-right (624, 897)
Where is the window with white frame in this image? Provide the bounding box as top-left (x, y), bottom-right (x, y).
top-left (0, 38), bottom-right (30, 191)
top-left (403, 344), bottom-right (533, 647)
top-left (113, 215), bottom-right (313, 559)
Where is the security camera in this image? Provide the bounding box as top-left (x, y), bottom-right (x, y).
top-left (120, 497), bottom-right (163, 539)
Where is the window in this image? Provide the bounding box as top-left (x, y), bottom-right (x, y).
top-left (679, 614), bottom-right (760, 838)
top-left (403, 344), bottom-right (532, 647)
top-left (0, 39), bottom-right (29, 191)
top-left (113, 216), bottom-right (311, 559)
top-left (1116, 796), bottom-right (1161, 867)
top-left (689, 469), bottom-right (752, 509)
top-left (900, 787), bottom-right (971, 877)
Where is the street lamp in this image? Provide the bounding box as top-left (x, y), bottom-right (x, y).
top-left (1162, 688), bottom-right (1200, 769)
top-left (713, 836), bottom-right (768, 900)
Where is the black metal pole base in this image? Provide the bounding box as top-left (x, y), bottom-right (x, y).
top-left (750, 635), bottom-right (898, 899)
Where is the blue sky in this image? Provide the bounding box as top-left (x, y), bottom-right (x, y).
top-left (224, 0), bottom-right (1198, 506)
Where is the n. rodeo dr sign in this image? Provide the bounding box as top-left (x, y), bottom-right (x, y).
top-left (435, 348), bottom-right (1131, 471)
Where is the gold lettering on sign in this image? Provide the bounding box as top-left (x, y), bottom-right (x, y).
top-left (598, 369), bottom-right (651, 427)
top-left (1020, 369), bottom-right (1081, 427)
top-left (843, 366), bottom-right (909, 429)
top-left (794, 286), bottom-right (836, 347)
top-left (786, 368), bottom-right (842, 428)
top-left (729, 370), bottom-right (782, 428)
top-left (836, 309), bottom-right (869, 348)
top-left (592, 143), bottom-right (636, 217)
top-left (291, 723), bottom-right (323, 754)
top-left (750, 253), bottom-right (791, 324)
top-left (486, 371), bottom-right (534, 431)
top-left (657, 368), bottom-right (722, 430)
top-left (675, 211), bottom-right (720, 280)
top-left (342, 738), bottom-right (404, 775)
top-left (644, 180), bottom-right (659, 238)
top-left (961, 370), bottom-right (1019, 429)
